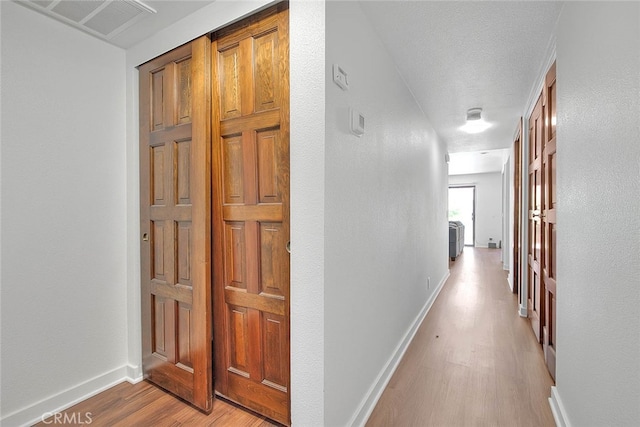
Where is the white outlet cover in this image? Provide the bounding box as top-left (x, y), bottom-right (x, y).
top-left (350, 108), bottom-right (365, 136)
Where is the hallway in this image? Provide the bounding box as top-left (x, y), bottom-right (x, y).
top-left (35, 248), bottom-right (555, 427)
top-left (366, 248), bottom-right (555, 426)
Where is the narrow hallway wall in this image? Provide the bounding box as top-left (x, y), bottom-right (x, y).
top-left (325, 2), bottom-right (449, 425)
top-left (554, 2), bottom-right (640, 425)
top-left (1, 2), bottom-right (127, 424)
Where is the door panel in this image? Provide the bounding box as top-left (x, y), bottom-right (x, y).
top-left (543, 62), bottom-right (557, 379)
top-left (139, 37), bottom-right (212, 412)
top-left (528, 95), bottom-right (544, 343)
top-left (212, 4), bottom-right (290, 425)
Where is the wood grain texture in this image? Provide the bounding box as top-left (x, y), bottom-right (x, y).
top-left (366, 248), bottom-right (555, 427)
top-left (34, 381), bottom-right (280, 427)
top-left (139, 36), bottom-right (212, 412)
top-left (212, 4), bottom-right (290, 425)
top-left (527, 94), bottom-right (544, 343)
top-left (542, 61), bottom-right (557, 379)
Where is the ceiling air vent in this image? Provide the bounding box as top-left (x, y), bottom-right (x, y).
top-left (18, 0), bottom-right (156, 41)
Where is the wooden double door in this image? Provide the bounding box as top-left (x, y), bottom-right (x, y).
top-left (527, 62), bottom-right (556, 379)
top-left (138, 4), bottom-right (290, 424)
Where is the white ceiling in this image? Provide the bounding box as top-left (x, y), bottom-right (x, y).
top-left (18, 0), bottom-right (564, 174)
top-left (15, 0), bottom-right (217, 49)
top-left (448, 149), bottom-right (510, 176)
top-left (359, 1), bottom-right (563, 155)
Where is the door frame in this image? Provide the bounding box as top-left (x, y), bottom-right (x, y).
top-left (129, 2), bottom-right (328, 424)
top-left (448, 185), bottom-right (476, 247)
top-left (519, 61), bottom-right (553, 318)
top-left (526, 93), bottom-right (545, 343)
top-left (518, 113), bottom-right (530, 317)
top-left (542, 61), bottom-right (557, 379)
top-left (512, 119), bottom-right (523, 295)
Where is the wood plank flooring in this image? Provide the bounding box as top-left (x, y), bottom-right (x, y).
top-left (366, 247), bottom-right (555, 427)
top-left (35, 248), bottom-right (553, 427)
top-left (34, 381), bottom-right (279, 427)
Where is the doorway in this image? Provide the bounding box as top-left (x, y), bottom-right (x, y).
top-left (524, 61), bottom-right (556, 380)
top-left (448, 186), bottom-right (475, 246)
top-left (138, 3), bottom-right (291, 424)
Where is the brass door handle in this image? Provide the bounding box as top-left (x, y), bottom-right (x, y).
top-left (142, 233), bottom-right (149, 241)
top-left (530, 211), bottom-right (546, 220)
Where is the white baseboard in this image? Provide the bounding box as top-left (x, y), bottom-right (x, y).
top-left (519, 304), bottom-right (528, 317)
top-left (549, 386), bottom-right (571, 427)
top-left (1, 364), bottom-right (138, 427)
top-left (348, 270), bottom-right (451, 427)
top-left (126, 363), bottom-right (143, 384)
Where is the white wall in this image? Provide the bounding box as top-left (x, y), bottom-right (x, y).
top-left (552, 3), bottom-right (640, 426)
top-left (449, 173), bottom-right (503, 248)
top-left (289, 1), bottom-right (326, 424)
top-left (325, 2), bottom-right (449, 425)
top-left (0, 2), bottom-right (128, 425)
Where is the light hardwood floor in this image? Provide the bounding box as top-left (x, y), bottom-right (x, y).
top-left (36, 248), bottom-right (554, 427)
top-left (34, 380), bottom-right (279, 426)
top-left (366, 247), bottom-right (555, 427)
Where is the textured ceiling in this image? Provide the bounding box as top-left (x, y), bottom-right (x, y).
top-left (19, 0), bottom-right (564, 173)
top-left (16, 0), bottom-right (217, 48)
top-left (359, 1), bottom-right (563, 154)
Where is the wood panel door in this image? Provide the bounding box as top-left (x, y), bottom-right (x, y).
top-left (542, 62), bottom-right (557, 379)
top-left (211, 4), bottom-right (290, 425)
top-left (527, 94), bottom-right (544, 343)
top-left (139, 37), bottom-right (213, 412)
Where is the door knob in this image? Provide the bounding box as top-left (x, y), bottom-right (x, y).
top-left (142, 233), bottom-right (149, 242)
top-left (530, 210), bottom-right (546, 220)
top-left (286, 241), bottom-right (291, 254)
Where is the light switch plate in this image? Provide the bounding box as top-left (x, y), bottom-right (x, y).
top-left (333, 64), bottom-right (349, 90)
